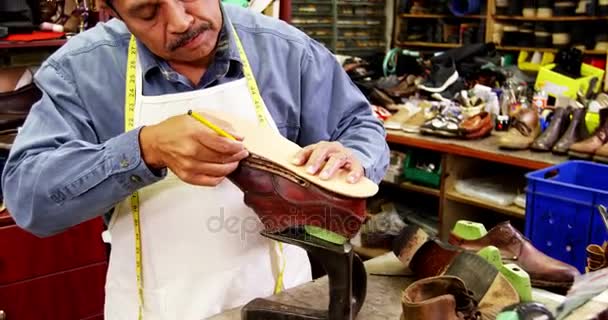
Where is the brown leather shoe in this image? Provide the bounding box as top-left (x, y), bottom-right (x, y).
top-left (0, 83), bottom-right (42, 131)
top-left (401, 276), bottom-right (481, 320)
top-left (228, 154), bottom-right (367, 239)
top-left (448, 221), bottom-right (580, 289)
top-left (498, 108), bottom-right (541, 149)
top-left (460, 112), bottom-right (493, 140)
top-left (569, 107), bottom-right (608, 158)
top-left (531, 106), bottom-right (571, 151)
top-left (394, 225), bottom-right (520, 318)
top-left (553, 106), bottom-right (590, 154)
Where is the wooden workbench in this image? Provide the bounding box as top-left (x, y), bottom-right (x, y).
top-left (209, 255), bottom-right (412, 320)
top-left (207, 252), bottom-right (606, 320)
top-left (386, 130), bottom-right (567, 170)
top-left (381, 129), bottom-right (570, 239)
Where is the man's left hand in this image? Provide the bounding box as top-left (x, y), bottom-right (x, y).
top-left (291, 141), bottom-right (363, 184)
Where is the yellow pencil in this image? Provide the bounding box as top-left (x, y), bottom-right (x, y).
top-left (187, 110), bottom-right (236, 141)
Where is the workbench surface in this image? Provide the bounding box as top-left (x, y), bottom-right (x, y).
top-left (209, 258), bottom-right (413, 320)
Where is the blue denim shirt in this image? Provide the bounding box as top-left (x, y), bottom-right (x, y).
top-left (1, 4), bottom-right (389, 237)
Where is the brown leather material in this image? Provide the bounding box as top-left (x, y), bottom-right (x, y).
top-left (593, 142), bottom-right (608, 161)
top-left (401, 276), bottom-right (481, 320)
top-left (460, 112), bottom-right (491, 133)
top-left (461, 112), bottom-right (493, 139)
top-left (586, 243), bottom-right (607, 272)
top-left (228, 154), bottom-right (367, 239)
top-left (569, 108), bottom-right (608, 157)
top-left (553, 107), bottom-right (590, 154)
top-left (0, 83), bottom-right (42, 131)
top-left (531, 106), bottom-right (571, 151)
top-left (448, 221), bottom-right (580, 288)
top-left (498, 108), bottom-right (541, 149)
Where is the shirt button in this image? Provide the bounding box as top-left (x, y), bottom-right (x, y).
top-left (130, 175), bottom-right (142, 183)
top-left (120, 159), bottom-right (130, 168)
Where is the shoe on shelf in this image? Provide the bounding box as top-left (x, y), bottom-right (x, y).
top-left (418, 56), bottom-right (460, 94)
top-left (531, 106), bottom-right (572, 151)
top-left (498, 108), bottom-right (541, 150)
top-left (553, 104), bottom-right (590, 154)
top-left (384, 104), bottom-right (419, 130)
top-left (448, 221), bottom-right (580, 291)
top-left (401, 103), bottom-right (435, 133)
top-left (460, 112), bottom-right (493, 140)
top-left (400, 276), bottom-right (481, 320)
top-left (569, 107), bottom-right (608, 158)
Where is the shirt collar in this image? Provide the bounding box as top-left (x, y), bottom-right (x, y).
top-left (135, 2), bottom-right (242, 79)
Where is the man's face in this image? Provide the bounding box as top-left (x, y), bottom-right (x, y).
top-left (111, 0), bottom-right (223, 63)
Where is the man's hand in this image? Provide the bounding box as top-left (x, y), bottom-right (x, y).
top-left (291, 141), bottom-right (364, 183)
top-left (139, 113), bottom-right (249, 186)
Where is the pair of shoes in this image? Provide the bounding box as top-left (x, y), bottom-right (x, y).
top-left (384, 75), bottom-right (424, 99)
top-left (393, 225), bottom-right (520, 319)
top-left (498, 108), bottom-right (542, 150)
top-left (530, 104), bottom-right (591, 154)
top-left (420, 105), bottom-right (464, 137)
top-left (448, 221), bottom-right (580, 290)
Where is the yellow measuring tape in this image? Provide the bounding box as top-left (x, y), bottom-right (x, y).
top-left (123, 24), bottom-right (286, 319)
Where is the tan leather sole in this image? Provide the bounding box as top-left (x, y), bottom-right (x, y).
top-left (195, 110), bottom-right (379, 198)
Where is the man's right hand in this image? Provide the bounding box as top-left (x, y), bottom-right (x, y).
top-left (138, 114), bottom-right (249, 186)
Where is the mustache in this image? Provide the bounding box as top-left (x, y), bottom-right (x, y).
top-left (167, 23), bottom-right (211, 51)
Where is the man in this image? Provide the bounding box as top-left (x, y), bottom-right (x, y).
top-left (1, 0), bottom-right (389, 319)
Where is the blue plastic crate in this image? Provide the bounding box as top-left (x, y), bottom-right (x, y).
top-left (525, 160), bottom-right (608, 273)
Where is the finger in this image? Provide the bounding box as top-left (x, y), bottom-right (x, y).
top-left (304, 146), bottom-right (332, 175)
top-left (192, 146), bottom-right (249, 164)
top-left (346, 163), bottom-right (364, 184)
top-left (195, 131), bottom-right (247, 155)
top-left (190, 110), bottom-right (245, 141)
top-left (291, 144), bottom-right (315, 165)
top-left (184, 174), bottom-right (226, 187)
top-left (319, 152), bottom-right (349, 180)
top-left (178, 160), bottom-right (240, 178)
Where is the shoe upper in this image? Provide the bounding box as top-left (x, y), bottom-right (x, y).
top-left (228, 154), bottom-right (367, 239)
top-left (448, 221), bottom-right (580, 285)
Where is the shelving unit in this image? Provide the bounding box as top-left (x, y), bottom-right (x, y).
top-left (393, 0), bottom-right (608, 55)
top-left (291, 0), bottom-right (387, 55)
top-left (384, 130), bottom-right (565, 241)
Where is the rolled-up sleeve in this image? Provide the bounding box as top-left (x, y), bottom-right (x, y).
top-left (297, 40), bottom-right (389, 184)
top-left (1, 59), bottom-right (165, 237)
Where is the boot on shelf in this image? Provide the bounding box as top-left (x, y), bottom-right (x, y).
top-left (568, 107), bottom-right (608, 159)
top-left (531, 106), bottom-right (571, 151)
top-left (552, 105), bottom-right (590, 154)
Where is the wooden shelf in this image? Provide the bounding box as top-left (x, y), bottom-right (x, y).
top-left (0, 39), bottom-right (67, 49)
top-left (401, 13), bottom-right (485, 19)
top-left (497, 46), bottom-right (607, 55)
top-left (446, 189), bottom-right (525, 218)
top-left (381, 181), bottom-right (440, 197)
top-left (386, 130), bottom-right (565, 170)
top-left (396, 41), bottom-right (461, 48)
top-left (494, 15), bottom-right (608, 21)
top-left (337, 1), bottom-right (384, 6)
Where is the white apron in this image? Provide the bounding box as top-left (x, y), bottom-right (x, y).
top-left (103, 32), bottom-right (312, 320)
